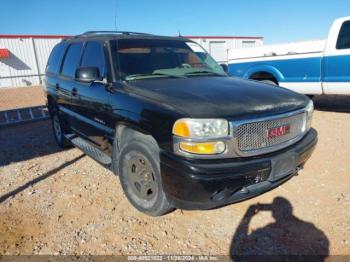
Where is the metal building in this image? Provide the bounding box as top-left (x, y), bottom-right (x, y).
top-left (185, 36), bottom-right (264, 64)
top-left (0, 35), bottom-right (65, 88)
top-left (0, 34), bottom-right (263, 88)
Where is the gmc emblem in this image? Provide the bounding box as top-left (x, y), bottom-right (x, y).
top-left (267, 124), bottom-right (291, 139)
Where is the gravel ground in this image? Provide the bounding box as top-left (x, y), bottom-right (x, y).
top-left (0, 86), bottom-right (45, 111)
top-left (0, 96), bottom-right (350, 257)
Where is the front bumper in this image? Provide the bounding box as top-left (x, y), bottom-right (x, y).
top-left (160, 128), bottom-right (317, 210)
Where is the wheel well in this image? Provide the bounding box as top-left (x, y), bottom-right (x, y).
top-left (249, 71), bottom-right (278, 85)
top-left (115, 124), bottom-right (152, 146)
top-left (112, 124), bottom-right (158, 174)
top-left (114, 124), bottom-right (158, 153)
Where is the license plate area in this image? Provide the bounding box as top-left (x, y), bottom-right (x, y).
top-left (269, 153), bottom-right (297, 181)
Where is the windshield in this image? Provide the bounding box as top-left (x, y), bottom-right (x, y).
top-left (110, 39), bottom-right (226, 80)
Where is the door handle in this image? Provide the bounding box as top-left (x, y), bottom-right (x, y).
top-left (72, 88), bottom-right (78, 96)
top-left (55, 83), bottom-right (60, 90)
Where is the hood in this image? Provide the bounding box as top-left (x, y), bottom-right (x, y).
top-left (124, 76), bottom-right (310, 120)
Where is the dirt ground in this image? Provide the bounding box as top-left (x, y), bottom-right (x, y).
top-left (0, 96), bottom-right (350, 257)
top-left (0, 86), bottom-right (45, 111)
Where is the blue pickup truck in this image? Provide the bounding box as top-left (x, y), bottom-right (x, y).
top-left (228, 17), bottom-right (350, 95)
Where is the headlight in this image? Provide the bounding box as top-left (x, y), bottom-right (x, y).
top-left (172, 118), bottom-right (229, 138)
top-left (305, 100), bottom-right (314, 131)
top-left (173, 118), bottom-right (229, 155)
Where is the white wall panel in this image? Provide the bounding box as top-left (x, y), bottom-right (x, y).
top-left (0, 38), bottom-right (37, 77)
top-left (0, 37), bottom-right (63, 88)
top-left (188, 37), bottom-right (263, 64)
top-left (33, 38), bottom-right (62, 74)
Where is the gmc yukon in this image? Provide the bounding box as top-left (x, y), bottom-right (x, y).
top-left (45, 31), bottom-right (317, 216)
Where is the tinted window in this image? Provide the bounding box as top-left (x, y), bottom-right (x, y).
top-left (337, 21), bottom-right (350, 49)
top-left (46, 42), bottom-right (66, 74)
top-left (111, 39), bottom-right (225, 80)
top-left (61, 42), bottom-right (83, 78)
top-left (81, 41), bottom-right (106, 77)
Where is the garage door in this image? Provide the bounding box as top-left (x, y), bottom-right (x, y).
top-left (209, 41), bottom-right (227, 63)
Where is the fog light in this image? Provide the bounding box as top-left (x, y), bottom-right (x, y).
top-left (179, 141), bottom-right (226, 155)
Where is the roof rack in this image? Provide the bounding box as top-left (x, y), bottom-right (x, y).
top-left (73, 31), bottom-right (153, 38)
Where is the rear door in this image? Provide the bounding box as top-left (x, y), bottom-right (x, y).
top-left (57, 42), bottom-right (84, 128)
top-left (69, 40), bottom-right (113, 148)
top-left (45, 42), bottom-right (67, 109)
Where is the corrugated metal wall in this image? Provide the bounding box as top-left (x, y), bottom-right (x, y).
top-left (0, 37), bottom-right (62, 88)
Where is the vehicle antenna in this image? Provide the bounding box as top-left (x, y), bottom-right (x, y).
top-left (114, 0), bottom-right (119, 31)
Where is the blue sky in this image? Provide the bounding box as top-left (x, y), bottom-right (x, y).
top-left (0, 0), bottom-right (350, 44)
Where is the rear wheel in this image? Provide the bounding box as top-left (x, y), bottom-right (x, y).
top-left (52, 112), bottom-right (71, 149)
top-left (259, 79), bottom-right (278, 86)
top-left (116, 130), bottom-right (173, 216)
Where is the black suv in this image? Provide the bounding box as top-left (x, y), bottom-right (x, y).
top-left (45, 31), bottom-right (317, 216)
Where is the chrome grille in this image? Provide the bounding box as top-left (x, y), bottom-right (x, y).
top-left (234, 112), bottom-right (306, 154)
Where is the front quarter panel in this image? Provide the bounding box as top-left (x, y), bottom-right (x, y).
top-left (107, 87), bottom-right (184, 152)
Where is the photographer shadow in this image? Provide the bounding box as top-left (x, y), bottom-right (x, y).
top-left (230, 197), bottom-right (329, 259)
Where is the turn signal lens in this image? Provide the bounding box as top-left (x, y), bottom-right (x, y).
top-left (305, 100), bottom-right (314, 131)
top-left (179, 141), bottom-right (226, 155)
top-left (173, 121), bottom-right (191, 138)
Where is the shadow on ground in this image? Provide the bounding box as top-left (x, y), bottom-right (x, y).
top-left (0, 154), bottom-right (84, 203)
top-left (0, 120), bottom-right (87, 203)
top-left (230, 197), bottom-right (329, 259)
top-left (313, 95), bottom-right (350, 113)
top-left (0, 120), bottom-right (61, 166)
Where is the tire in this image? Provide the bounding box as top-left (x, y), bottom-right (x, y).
top-left (51, 112), bottom-right (71, 149)
top-left (116, 131), bottom-right (173, 216)
top-left (259, 79), bottom-right (278, 86)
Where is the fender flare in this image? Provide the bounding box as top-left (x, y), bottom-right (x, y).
top-left (243, 65), bottom-right (285, 82)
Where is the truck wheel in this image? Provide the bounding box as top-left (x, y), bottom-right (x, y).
top-left (117, 132), bottom-right (173, 216)
top-left (259, 79), bottom-right (278, 86)
top-left (52, 112), bottom-right (71, 149)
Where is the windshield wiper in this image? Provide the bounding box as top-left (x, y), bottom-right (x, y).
top-left (184, 70), bottom-right (225, 76)
top-left (125, 72), bottom-right (184, 81)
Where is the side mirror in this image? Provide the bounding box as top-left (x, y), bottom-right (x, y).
top-left (220, 64), bottom-right (228, 74)
top-left (75, 67), bottom-right (101, 83)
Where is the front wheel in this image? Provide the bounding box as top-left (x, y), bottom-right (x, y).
top-left (117, 134), bottom-right (173, 216)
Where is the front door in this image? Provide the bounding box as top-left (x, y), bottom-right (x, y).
top-left (69, 41), bottom-right (113, 149)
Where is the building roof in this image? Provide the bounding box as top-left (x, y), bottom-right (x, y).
top-left (183, 35), bottom-right (263, 39)
top-left (0, 34), bottom-right (70, 39)
top-left (0, 34), bottom-right (264, 40)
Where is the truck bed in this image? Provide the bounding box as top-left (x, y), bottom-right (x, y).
top-left (228, 40), bottom-right (326, 61)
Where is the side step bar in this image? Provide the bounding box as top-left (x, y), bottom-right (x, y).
top-left (64, 134), bottom-right (112, 166)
